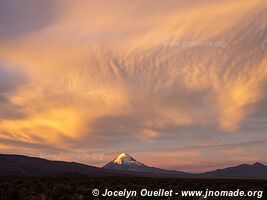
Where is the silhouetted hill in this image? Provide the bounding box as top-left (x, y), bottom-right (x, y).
top-left (0, 154), bottom-right (112, 177)
top-left (200, 162), bottom-right (267, 179)
top-left (0, 154), bottom-right (188, 178)
top-left (0, 154), bottom-right (266, 179)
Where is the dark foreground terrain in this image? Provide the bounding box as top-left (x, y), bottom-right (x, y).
top-left (0, 176), bottom-right (266, 200)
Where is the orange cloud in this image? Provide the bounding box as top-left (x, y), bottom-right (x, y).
top-left (0, 0), bottom-right (267, 170)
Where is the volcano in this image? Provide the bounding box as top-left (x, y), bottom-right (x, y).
top-left (103, 153), bottom-right (189, 175)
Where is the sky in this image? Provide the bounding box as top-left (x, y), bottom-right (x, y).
top-left (0, 0), bottom-right (267, 172)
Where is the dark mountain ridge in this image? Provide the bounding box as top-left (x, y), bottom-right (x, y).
top-left (0, 153), bottom-right (266, 179)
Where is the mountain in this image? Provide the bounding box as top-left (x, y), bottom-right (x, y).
top-left (0, 154), bottom-right (116, 177)
top-left (104, 153), bottom-right (267, 179)
top-left (0, 153), bottom-right (266, 179)
top-left (103, 153), bottom-right (189, 176)
top-left (103, 153), bottom-right (145, 170)
top-left (0, 153), bottom-right (187, 178)
top-left (199, 162), bottom-right (267, 179)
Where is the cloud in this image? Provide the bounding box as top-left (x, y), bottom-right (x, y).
top-left (0, 62), bottom-right (28, 119)
top-left (0, 62), bottom-right (27, 93)
top-left (0, 0), bottom-right (267, 170)
top-left (0, 0), bottom-right (58, 40)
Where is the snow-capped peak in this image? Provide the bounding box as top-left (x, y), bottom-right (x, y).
top-left (113, 153), bottom-right (143, 165)
top-left (103, 153), bottom-right (188, 175)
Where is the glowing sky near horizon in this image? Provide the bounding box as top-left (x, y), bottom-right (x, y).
top-left (0, 0), bottom-right (267, 172)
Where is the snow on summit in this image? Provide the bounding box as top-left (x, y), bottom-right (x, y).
top-left (113, 153), bottom-right (143, 165)
top-left (103, 153), bottom-right (189, 175)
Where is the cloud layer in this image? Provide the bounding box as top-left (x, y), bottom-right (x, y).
top-left (0, 0), bottom-right (267, 172)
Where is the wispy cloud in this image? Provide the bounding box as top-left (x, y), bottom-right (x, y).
top-left (0, 0), bottom-right (267, 171)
